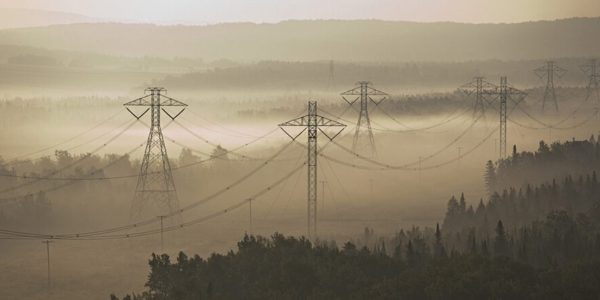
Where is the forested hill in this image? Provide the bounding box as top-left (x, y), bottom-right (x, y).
top-left (0, 8), bottom-right (96, 29)
top-left (0, 18), bottom-right (599, 61)
top-left (487, 137), bottom-right (600, 193)
top-left (110, 137), bottom-right (600, 299)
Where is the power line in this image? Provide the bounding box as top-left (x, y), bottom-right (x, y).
top-left (173, 119), bottom-right (273, 160)
top-left (0, 119), bottom-right (139, 194)
top-left (0, 142), bottom-right (145, 204)
top-left (184, 109), bottom-right (265, 139)
top-left (321, 125), bottom-right (498, 172)
top-left (372, 104), bottom-right (470, 133)
top-left (326, 113), bottom-right (483, 170)
top-left (1, 160), bottom-right (308, 241)
top-left (0, 109), bottom-right (124, 167)
top-left (0, 124), bottom-right (291, 185)
top-left (0, 141), bottom-right (299, 238)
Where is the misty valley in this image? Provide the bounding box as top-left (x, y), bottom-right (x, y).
top-left (0, 10), bottom-right (600, 300)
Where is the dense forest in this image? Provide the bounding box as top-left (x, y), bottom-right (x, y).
top-left (110, 215), bottom-right (600, 300)
top-left (111, 138), bottom-right (600, 299)
top-left (489, 136), bottom-right (600, 192)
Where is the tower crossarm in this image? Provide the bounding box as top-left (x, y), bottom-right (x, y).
top-left (458, 77), bottom-right (497, 95)
top-left (341, 82), bottom-right (388, 105)
top-left (534, 63), bottom-right (567, 79)
top-left (580, 59), bottom-right (599, 77)
top-left (278, 115), bottom-right (345, 141)
top-left (340, 86), bottom-right (389, 97)
top-left (123, 94), bottom-right (153, 106)
top-left (159, 95), bottom-right (188, 107)
top-left (279, 116), bottom-right (310, 127)
top-left (316, 116), bottom-right (345, 127)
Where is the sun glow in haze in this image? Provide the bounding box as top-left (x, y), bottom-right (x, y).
top-left (0, 0), bottom-right (599, 24)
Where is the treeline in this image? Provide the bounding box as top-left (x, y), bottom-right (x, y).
top-left (0, 145), bottom-right (238, 229)
top-left (110, 137), bottom-right (600, 299)
top-left (111, 223), bottom-right (600, 300)
top-left (0, 150), bottom-right (137, 229)
top-left (157, 59), bottom-right (593, 91)
top-left (438, 137), bottom-right (600, 263)
top-left (445, 171), bottom-right (600, 234)
top-left (0, 44), bottom-right (232, 72)
top-left (486, 137), bottom-right (600, 193)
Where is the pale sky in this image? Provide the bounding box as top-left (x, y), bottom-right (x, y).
top-left (1, 0), bottom-right (599, 24)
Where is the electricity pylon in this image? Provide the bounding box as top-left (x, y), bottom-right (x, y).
top-left (581, 59), bottom-right (600, 103)
top-left (490, 77), bottom-right (526, 159)
top-left (279, 101), bottom-right (345, 239)
top-left (340, 81), bottom-right (388, 157)
top-left (124, 87), bottom-right (187, 220)
top-left (534, 61), bottom-right (566, 112)
top-left (459, 76), bottom-right (497, 117)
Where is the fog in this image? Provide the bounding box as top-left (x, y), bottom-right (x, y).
top-left (1, 12), bottom-right (600, 300)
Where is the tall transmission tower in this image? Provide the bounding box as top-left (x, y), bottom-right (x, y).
top-left (340, 81), bottom-right (388, 157)
top-left (491, 77), bottom-right (526, 159)
top-left (279, 101), bottom-right (345, 239)
top-left (534, 61), bottom-right (566, 112)
top-left (124, 87), bottom-right (187, 220)
top-left (459, 76), bottom-right (497, 117)
top-left (581, 59), bottom-right (600, 103)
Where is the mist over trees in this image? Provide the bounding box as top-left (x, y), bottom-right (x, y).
top-left (1, 9), bottom-right (600, 300)
top-left (109, 137), bottom-right (600, 299)
top-left (489, 136), bottom-right (600, 192)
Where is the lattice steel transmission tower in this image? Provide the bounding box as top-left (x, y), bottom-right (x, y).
top-left (279, 101), bottom-right (345, 239)
top-left (490, 77), bottom-right (526, 159)
top-left (459, 76), bottom-right (497, 117)
top-left (340, 81), bottom-right (388, 157)
top-left (534, 61), bottom-right (566, 112)
top-left (124, 87), bottom-right (187, 219)
top-left (581, 59), bottom-right (600, 103)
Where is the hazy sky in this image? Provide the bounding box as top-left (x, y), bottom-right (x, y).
top-left (1, 0), bottom-right (599, 24)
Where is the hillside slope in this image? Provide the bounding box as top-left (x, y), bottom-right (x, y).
top-left (0, 18), bottom-right (598, 61)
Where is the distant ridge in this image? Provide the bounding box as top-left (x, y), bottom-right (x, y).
top-left (0, 17), bottom-right (598, 61)
top-left (0, 8), bottom-right (97, 29)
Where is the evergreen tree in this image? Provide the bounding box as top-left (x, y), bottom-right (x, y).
top-left (494, 220), bottom-right (509, 257)
top-left (484, 160), bottom-right (497, 195)
top-left (433, 223), bottom-right (446, 258)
